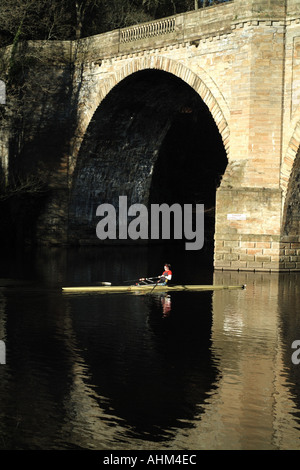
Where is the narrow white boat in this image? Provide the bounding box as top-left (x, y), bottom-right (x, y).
top-left (62, 284), bottom-right (246, 294)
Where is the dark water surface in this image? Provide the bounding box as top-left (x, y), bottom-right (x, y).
top-left (0, 245), bottom-right (300, 450)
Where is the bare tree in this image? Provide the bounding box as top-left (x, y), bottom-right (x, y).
top-left (0, 0), bottom-right (230, 45)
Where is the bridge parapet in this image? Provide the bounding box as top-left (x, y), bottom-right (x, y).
top-left (74, 2), bottom-right (235, 62)
top-left (72, 0), bottom-right (295, 64)
top-left (120, 17), bottom-right (176, 44)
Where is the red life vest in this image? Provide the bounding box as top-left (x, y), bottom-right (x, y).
top-left (162, 269), bottom-right (172, 281)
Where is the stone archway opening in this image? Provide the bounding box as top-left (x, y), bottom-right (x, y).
top-left (279, 146), bottom-right (300, 272)
top-left (282, 147), bottom-right (300, 237)
top-left (68, 69), bottom-right (228, 258)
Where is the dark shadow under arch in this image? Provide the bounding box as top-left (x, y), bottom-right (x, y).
top-left (149, 95), bottom-right (227, 247)
top-left (68, 69), bottom-right (227, 253)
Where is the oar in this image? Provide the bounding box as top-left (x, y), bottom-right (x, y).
top-left (123, 276), bottom-right (159, 284)
top-left (148, 279), bottom-right (161, 294)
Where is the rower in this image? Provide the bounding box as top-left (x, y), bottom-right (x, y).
top-left (158, 263), bottom-right (172, 286)
top-left (138, 263), bottom-right (172, 286)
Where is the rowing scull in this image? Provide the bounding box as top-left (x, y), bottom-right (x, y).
top-left (62, 284), bottom-right (246, 294)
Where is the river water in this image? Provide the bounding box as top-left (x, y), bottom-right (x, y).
top-left (0, 244), bottom-right (300, 450)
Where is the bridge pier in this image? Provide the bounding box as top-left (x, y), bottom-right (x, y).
top-left (214, 187), bottom-right (284, 272)
top-left (213, 0), bottom-right (300, 272)
top-left (214, 186), bottom-right (300, 272)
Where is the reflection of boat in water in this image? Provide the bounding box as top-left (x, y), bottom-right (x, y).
top-left (62, 284), bottom-right (246, 294)
top-left (161, 294), bottom-right (172, 317)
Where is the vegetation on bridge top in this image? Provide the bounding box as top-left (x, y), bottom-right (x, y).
top-left (0, 0), bottom-right (231, 46)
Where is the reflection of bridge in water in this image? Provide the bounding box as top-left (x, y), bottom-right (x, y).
top-left (46, 268), bottom-right (300, 449)
top-left (0, 247), bottom-right (300, 449)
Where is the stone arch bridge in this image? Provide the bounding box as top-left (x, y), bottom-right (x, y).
top-left (1, 0), bottom-right (300, 272)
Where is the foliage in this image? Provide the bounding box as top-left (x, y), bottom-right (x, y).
top-left (0, 0), bottom-right (231, 45)
top-left (0, 172), bottom-right (49, 201)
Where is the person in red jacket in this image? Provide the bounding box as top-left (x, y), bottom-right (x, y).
top-left (138, 263), bottom-right (172, 285)
top-left (158, 263), bottom-right (172, 285)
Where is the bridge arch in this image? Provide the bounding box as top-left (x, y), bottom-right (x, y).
top-left (72, 55), bottom-right (230, 171)
top-left (68, 62), bottom-right (229, 246)
top-left (281, 121), bottom-right (300, 201)
top-left (113, 57), bottom-right (230, 153)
